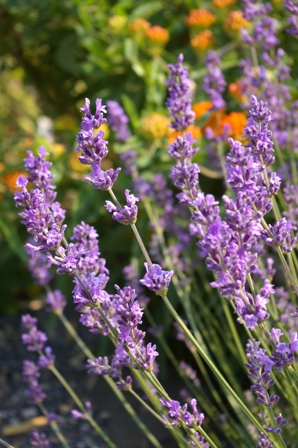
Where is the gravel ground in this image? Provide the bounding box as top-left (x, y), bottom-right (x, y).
top-left (0, 311), bottom-right (179, 448)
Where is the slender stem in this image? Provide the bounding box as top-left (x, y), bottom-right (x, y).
top-left (0, 440), bottom-right (15, 448)
top-left (160, 293), bottom-right (267, 435)
top-left (38, 403), bottom-right (70, 448)
top-left (48, 364), bottom-right (117, 448)
top-left (107, 187), bottom-right (152, 266)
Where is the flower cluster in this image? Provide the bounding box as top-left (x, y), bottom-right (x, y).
top-left (21, 314), bottom-right (55, 406)
top-left (203, 51), bottom-right (226, 111)
top-left (76, 98), bottom-right (121, 190)
top-left (245, 337), bottom-right (292, 434)
top-left (140, 262), bottom-right (174, 295)
top-left (107, 100), bottom-right (131, 142)
top-left (14, 147), bottom-right (66, 256)
top-left (165, 54), bottom-right (195, 132)
top-left (160, 397), bottom-right (208, 446)
top-left (284, 0), bottom-right (298, 36)
top-left (86, 284), bottom-right (159, 387)
top-left (105, 189), bottom-right (139, 224)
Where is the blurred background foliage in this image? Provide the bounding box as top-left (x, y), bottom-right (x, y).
top-left (0, 0), bottom-right (289, 313)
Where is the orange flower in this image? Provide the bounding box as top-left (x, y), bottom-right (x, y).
top-left (212, 0), bottom-right (236, 8)
top-left (146, 26), bottom-right (169, 44)
top-left (221, 112), bottom-right (247, 139)
top-left (191, 30), bottom-right (214, 51)
top-left (228, 82), bottom-right (247, 103)
top-left (224, 11), bottom-right (250, 32)
top-left (141, 113), bottom-right (170, 139)
top-left (168, 125), bottom-right (201, 144)
top-left (2, 170), bottom-right (27, 192)
top-left (186, 9), bottom-right (216, 28)
top-left (202, 109), bottom-right (226, 137)
top-left (193, 101), bottom-right (212, 120)
top-left (129, 18), bottom-right (150, 34)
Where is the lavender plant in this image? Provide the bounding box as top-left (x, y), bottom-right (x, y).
top-left (11, 2), bottom-right (298, 447)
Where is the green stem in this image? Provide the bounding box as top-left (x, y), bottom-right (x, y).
top-left (39, 403), bottom-right (69, 448)
top-left (160, 293), bottom-right (267, 435)
top-left (48, 364), bottom-right (117, 448)
top-left (57, 312), bottom-right (163, 447)
top-left (0, 439), bottom-right (15, 448)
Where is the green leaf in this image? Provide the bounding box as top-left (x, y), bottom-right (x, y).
top-left (121, 94), bottom-right (140, 128)
top-left (130, 2), bottom-right (163, 20)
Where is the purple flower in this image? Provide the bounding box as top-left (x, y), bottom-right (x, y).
top-left (38, 347), bottom-right (55, 369)
top-left (140, 262), bottom-right (174, 294)
top-left (84, 164), bottom-right (121, 190)
top-left (165, 54), bottom-right (195, 131)
top-left (28, 246), bottom-right (53, 286)
top-left (24, 147), bottom-right (55, 200)
top-left (46, 290), bottom-right (67, 313)
top-left (170, 162), bottom-right (200, 190)
top-left (119, 150), bottom-right (138, 178)
top-left (76, 98), bottom-right (108, 165)
top-left (30, 430), bottom-right (50, 448)
top-left (86, 356), bottom-right (113, 376)
top-left (15, 148), bottom-right (67, 255)
top-left (47, 243), bottom-right (86, 275)
top-left (71, 401), bottom-right (92, 420)
top-left (107, 100), bottom-right (131, 142)
top-left (168, 134), bottom-right (198, 161)
top-left (23, 361), bottom-right (46, 405)
top-left (22, 323), bottom-right (47, 352)
top-left (260, 218), bottom-right (298, 253)
top-left (256, 432), bottom-right (274, 448)
top-left (284, 0), bottom-right (298, 36)
top-left (70, 221), bottom-right (109, 276)
top-left (23, 360), bottom-right (40, 383)
top-left (141, 342), bottom-right (159, 371)
top-left (160, 397), bottom-right (204, 429)
top-left (105, 189), bottom-right (139, 224)
top-left (245, 339), bottom-right (279, 409)
top-left (203, 51), bottom-right (226, 111)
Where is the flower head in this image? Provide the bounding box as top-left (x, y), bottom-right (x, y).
top-left (166, 54), bottom-right (195, 131)
top-left (140, 262), bottom-right (174, 295)
top-left (105, 189), bottom-right (139, 225)
top-left (107, 100), bottom-right (131, 142)
top-left (186, 9), bottom-right (216, 28)
top-left (146, 25), bottom-right (169, 44)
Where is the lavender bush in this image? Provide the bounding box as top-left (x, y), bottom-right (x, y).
top-left (4, 1), bottom-right (298, 447)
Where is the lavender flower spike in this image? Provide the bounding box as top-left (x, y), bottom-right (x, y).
top-left (166, 54), bottom-right (195, 132)
top-left (76, 98), bottom-right (109, 165)
top-left (107, 100), bottom-right (131, 142)
top-left (105, 189), bottom-right (139, 224)
top-left (140, 262), bottom-right (174, 295)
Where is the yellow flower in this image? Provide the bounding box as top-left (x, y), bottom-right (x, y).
top-left (191, 30), bottom-right (214, 51)
top-left (108, 15), bottom-right (126, 31)
top-left (193, 101), bottom-right (212, 120)
top-left (96, 122), bottom-right (110, 139)
top-left (50, 143), bottom-right (66, 158)
top-left (68, 152), bottom-right (89, 172)
top-left (186, 9), bottom-right (216, 28)
top-left (212, 0), bottom-right (236, 8)
top-left (224, 11), bottom-right (250, 32)
top-left (141, 113), bottom-right (170, 139)
top-left (146, 25), bottom-right (169, 44)
top-left (129, 18), bottom-right (150, 34)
